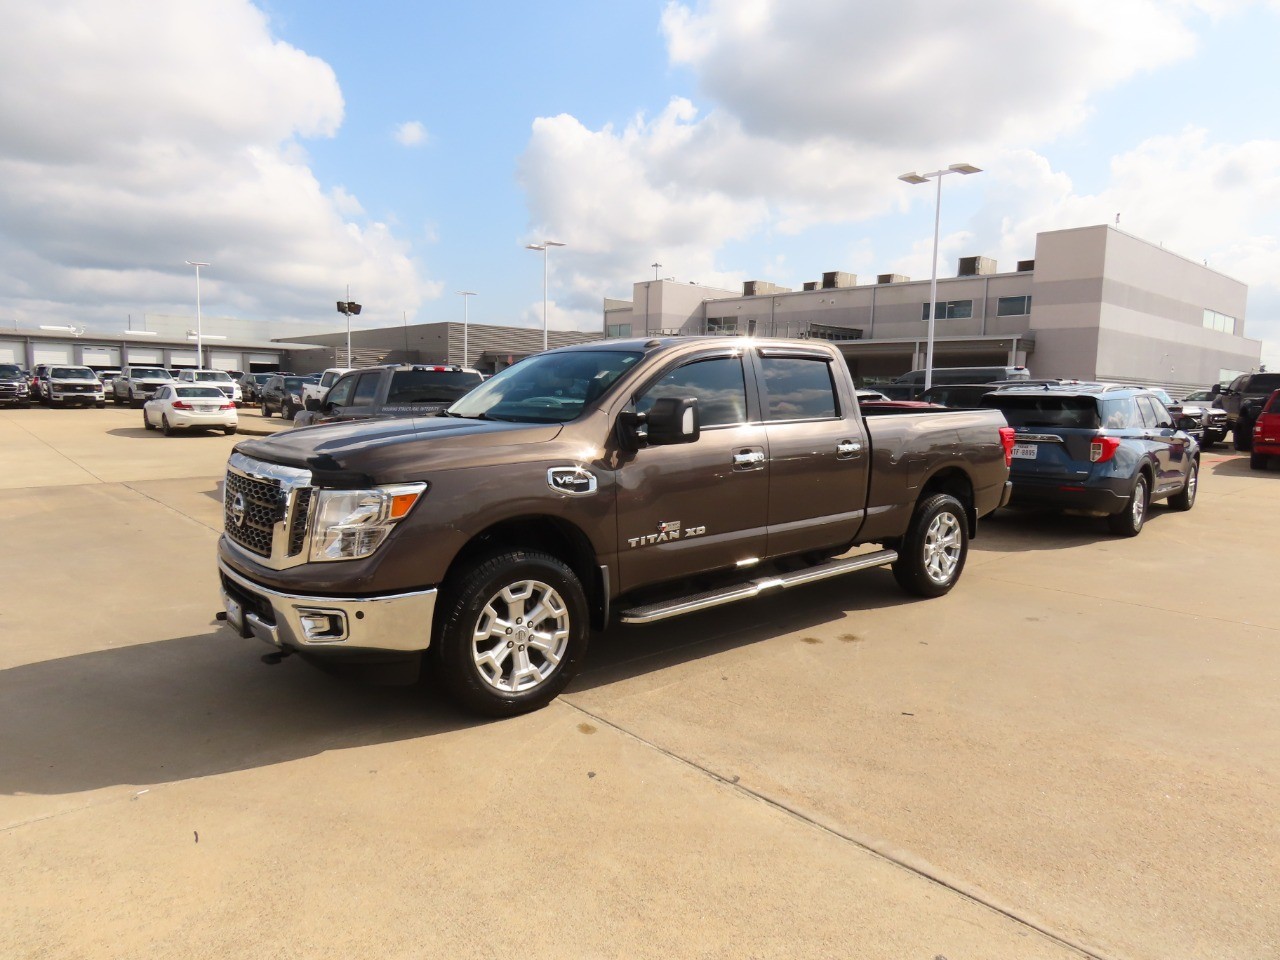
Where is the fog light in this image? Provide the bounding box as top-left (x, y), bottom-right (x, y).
top-left (297, 609), bottom-right (348, 642)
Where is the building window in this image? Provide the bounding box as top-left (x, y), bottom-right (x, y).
top-left (706, 317), bottom-right (738, 335)
top-left (996, 295), bottom-right (1032, 317)
top-left (1203, 309), bottom-right (1236, 335)
top-left (606, 323), bottom-right (632, 338)
top-left (921, 299), bottom-right (973, 320)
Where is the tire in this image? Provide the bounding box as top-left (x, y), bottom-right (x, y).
top-left (262, 403), bottom-right (272, 418)
top-left (432, 549), bottom-right (589, 717)
top-left (891, 493), bottom-right (969, 598)
top-left (1107, 473), bottom-right (1149, 537)
top-left (143, 410), bottom-right (156, 431)
top-left (224, 426), bottom-right (237, 436)
top-left (95, 401), bottom-right (105, 409)
top-left (112, 393), bottom-right (123, 405)
top-left (1233, 418), bottom-right (1254, 451)
top-left (1169, 460), bottom-right (1198, 511)
top-left (161, 415), bottom-right (173, 436)
top-left (1251, 452), bottom-right (1267, 470)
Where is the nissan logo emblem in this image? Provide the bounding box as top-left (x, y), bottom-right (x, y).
top-left (229, 492), bottom-right (247, 528)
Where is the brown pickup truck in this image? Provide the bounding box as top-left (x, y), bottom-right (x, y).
top-left (216, 338), bottom-right (1014, 716)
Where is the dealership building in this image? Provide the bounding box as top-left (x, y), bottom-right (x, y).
top-left (603, 224), bottom-right (1262, 394)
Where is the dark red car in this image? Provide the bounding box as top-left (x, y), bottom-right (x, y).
top-left (1250, 389), bottom-right (1280, 470)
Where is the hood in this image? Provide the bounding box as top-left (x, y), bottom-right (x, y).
top-left (233, 415), bottom-right (563, 486)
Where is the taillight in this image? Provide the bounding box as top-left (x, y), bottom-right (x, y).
top-left (220, 402), bottom-right (234, 410)
top-left (998, 426), bottom-right (1015, 467)
top-left (172, 400), bottom-right (192, 410)
top-left (1090, 436), bottom-right (1121, 463)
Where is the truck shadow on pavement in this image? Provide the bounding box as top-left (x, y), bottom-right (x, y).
top-left (573, 567), bottom-right (913, 693)
top-left (0, 632), bottom-right (473, 797)
top-left (971, 507), bottom-right (1173, 552)
top-left (1210, 455), bottom-right (1280, 477)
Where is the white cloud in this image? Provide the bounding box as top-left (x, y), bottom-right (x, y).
top-left (662, 0), bottom-right (1198, 148)
top-left (0, 1), bottom-right (438, 331)
top-left (393, 121), bottom-right (429, 147)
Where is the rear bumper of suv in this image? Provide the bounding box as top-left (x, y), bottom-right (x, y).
top-left (1005, 476), bottom-right (1129, 515)
top-left (217, 553), bottom-right (437, 657)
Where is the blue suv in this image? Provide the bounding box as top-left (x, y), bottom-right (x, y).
top-left (980, 384), bottom-right (1199, 536)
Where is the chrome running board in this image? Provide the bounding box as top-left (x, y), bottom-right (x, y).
top-left (619, 549), bottom-right (898, 625)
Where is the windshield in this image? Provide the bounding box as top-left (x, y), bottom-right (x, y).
top-left (51, 367), bottom-right (96, 380)
top-left (281, 377), bottom-right (305, 390)
top-left (981, 393), bottom-right (1102, 429)
top-left (448, 350), bottom-right (643, 423)
top-left (175, 387), bottom-right (226, 398)
top-left (388, 370), bottom-right (484, 404)
top-left (1150, 388), bottom-right (1174, 404)
top-left (0, 364), bottom-right (21, 377)
top-left (1183, 390), bottom-right (1212, 401)
top-left (252, 373), bottom-right (273, 383)
top-left (133, 368), bottom-right (170, 379)
top-left (195, 371), bottom-right (232, 382)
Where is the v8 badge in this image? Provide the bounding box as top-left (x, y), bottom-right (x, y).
top-left (547, 466), bottom-right (598, 496)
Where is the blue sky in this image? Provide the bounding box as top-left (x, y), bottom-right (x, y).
top-left (3, 0), bottom-right (1280, 367)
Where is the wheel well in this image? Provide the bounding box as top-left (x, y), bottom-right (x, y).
top-left (444, 516), bottom-right (606, 630)
top-left (919, 467), bottom-right (977, 536)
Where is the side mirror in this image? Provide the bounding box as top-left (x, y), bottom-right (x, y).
top-left (645, 397), bottom-right (700, 445)
top-left (1209, 384), bottom-right (1221, 397)
top-left (304, 397), bottom-right (321, 412)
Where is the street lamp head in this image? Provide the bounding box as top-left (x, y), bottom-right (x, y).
top-left (526, 243), bottom-right (545, 251)
top-left (544, 240), bottom-right (566, 248)
top-left (898, 172), bottom-right (929, 185)
top-left (336, 300), bottom-right (362, 315)
top-left (184, 260), bottom-right (209, 267)
top-left (948, 163), bottom-right (983, 175)
top-left (456, 290), bottom-right (477, 296)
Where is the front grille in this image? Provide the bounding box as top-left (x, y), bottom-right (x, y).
top-left (225, 472), bottom-right (287, 557)
top-left (223, 454), bottom-right (314, 568)
top-left (287, 488), bottom-right (313, 556)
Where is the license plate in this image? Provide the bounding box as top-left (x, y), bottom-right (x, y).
top-left (196, 405), bottom-right (216, 412)
top-left (225, 595), bottom-right (246, 635)
top-left (1011, 443), bottom-right (1038, 460)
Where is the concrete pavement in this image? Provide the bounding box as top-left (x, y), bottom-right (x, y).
top-left (1, 406), bottom-right (1276, 959)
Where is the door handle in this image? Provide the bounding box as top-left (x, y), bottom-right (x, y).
top-left (733, 450), bottom-right (766, 467)
top-left (837, 439), bottom-right (863, 457)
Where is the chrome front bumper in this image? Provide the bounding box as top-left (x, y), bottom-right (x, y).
top-left (218, 557), bottom-right (437, 654)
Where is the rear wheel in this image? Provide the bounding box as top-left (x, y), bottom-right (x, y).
top-left (1251, 452), bottom-right (1267, 470)
top-left (262, 403), bottom-right (272, 418)
top-left (1107, 474), bottom-right (1149, 536)
top-left (891, 493), bottom-right (968, 598)
top-left (1169, 461), bottom-right (1198, 511)
top-left (161, 415), bottom-right (173, 436)
top-left (224, 426), bottom-right (237, 436)
top-left (432, 549), bottom-right (589, 717)
top-left (1233, 417), bottom-right (1254, 450)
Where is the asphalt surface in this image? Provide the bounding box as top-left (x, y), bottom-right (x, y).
top-left (1, 405), bottom-right (1277, 959)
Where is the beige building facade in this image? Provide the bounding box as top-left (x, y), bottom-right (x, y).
top-left (602, 225), bottom-right (1261, 394)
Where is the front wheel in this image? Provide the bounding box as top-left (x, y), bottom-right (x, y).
top-left (1107, 474), bottom-right (1149, 537)
top-left (1169, 460), bottom-right (1198, 511)
top-left (261, 403), bottom-right (272, 418)
top-left (432, 550), bottom-right (589, 717)
top-left (143, 410), bottom-right (156, 431)
top-left (891, 493), bottom-right (968, 598)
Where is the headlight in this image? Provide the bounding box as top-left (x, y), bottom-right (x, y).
top-left (310, 483), bottom-right (427, 562)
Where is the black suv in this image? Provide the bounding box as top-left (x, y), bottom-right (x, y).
top-left (259, 375), bottom-right (312, 419)
top-left (981, 384), bottom-right (1199, 536)
top-left (0, 363), bottom-right (31, 407)
top-left (1213, 372), bottom-right (1280, 450)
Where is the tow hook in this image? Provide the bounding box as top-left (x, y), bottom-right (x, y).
top-left (261, 651), bottom-right (292, 665)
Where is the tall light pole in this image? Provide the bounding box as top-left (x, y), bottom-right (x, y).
top-left (525, 240), bottom-right (565, 351)
top-left (898, 163), bottom-right (983, 391)
top-left (336, 285), bottom-right (361, 366)
top-left (651, 261), bottom-right (662, 280)
top-left (456, 290), bottom-right (477, 367)
top-left (184, 260), bottom-right (208, 367)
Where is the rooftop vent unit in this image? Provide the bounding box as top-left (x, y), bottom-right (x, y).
top-left (802, 281), bottom-right (818, 291)
top-left (821, 271), bottom-right (857, 289)
top-left (877, 273), bottom-right (909, 284)
top-left (743, 280), bottom-right (792, 296)
top-left (1017, 259), bottom-right (1036, 272)
top-left (958, 256), bottom-right (997, 277)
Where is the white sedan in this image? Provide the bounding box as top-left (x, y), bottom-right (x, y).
top-left (143, 384), bottom-right (238, 436)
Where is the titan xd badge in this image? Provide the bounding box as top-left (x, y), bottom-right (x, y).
top-left (627, 521), bottom-right (707, 548)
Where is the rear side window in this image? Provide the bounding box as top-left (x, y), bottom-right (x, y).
top-left (1249, 374), bottom-right (1280, 393)
top-left (1100, 397), bottom-right (1140, 428)
top-left (760, 356), bottom-right (838, 421)
top-left (387, 370), bottom-right (484, 404)
top-left (1267, 392), bottom-right (1280, 414)
top-left (982, 394), bottom-right (1101, 429)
